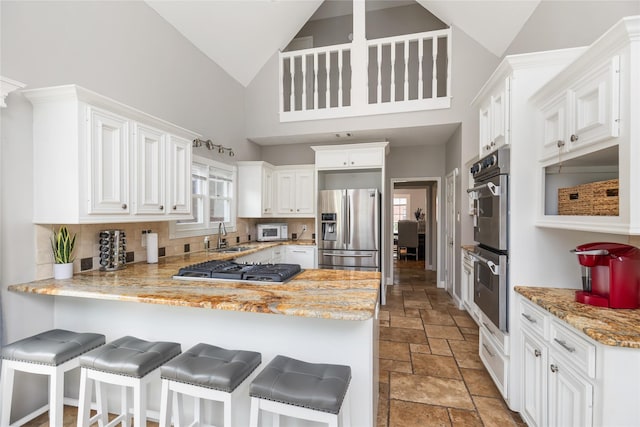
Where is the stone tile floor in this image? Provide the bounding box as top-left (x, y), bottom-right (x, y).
top-left (377, 259), bottom-right (526, 427)
top-left (24, 260), bottom-right (526, 426)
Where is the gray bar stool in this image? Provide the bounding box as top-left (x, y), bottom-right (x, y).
top-left (159, 343), bottom-right (261, 427)
top-left (76, 335), bottom-right (181, 427)
top-left (249, 355), bottom-right (351, 427)
top-left (0, 329), bottom-right (105, 426)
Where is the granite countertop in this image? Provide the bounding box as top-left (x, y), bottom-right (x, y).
top-left (515, 286), bottom-right (640, 348)
top-left (9, 241), bottom-right (380, 321)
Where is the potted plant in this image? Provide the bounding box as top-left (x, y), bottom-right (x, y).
top-left (51, 225), bottom-right (76, 279)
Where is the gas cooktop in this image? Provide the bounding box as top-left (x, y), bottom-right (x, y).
top-left (174, 260), bottom-right (302, 283)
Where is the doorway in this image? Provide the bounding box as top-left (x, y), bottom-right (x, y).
top-left (389, 177), bottom-right (441, 287)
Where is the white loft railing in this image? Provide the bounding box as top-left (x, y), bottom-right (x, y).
top-left (279, 28), bottom-right (451, 122)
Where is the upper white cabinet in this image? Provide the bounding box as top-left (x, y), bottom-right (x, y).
top-left (312, 142), bottom-right (389, 170)
top-left (538, 56), bottom-right (620, 161)
top-left (477, 77), bottom-right (510, 157)
top-left (24, 85), bottom-right (198, 224)
top-left (531, 16), bottom-right (640, 234)
top-left (236, 161), bottom-right (274, 218)
top-left (275, 166), bottom-right (314, 217)
top-left (88, 107), bottom-right (131, 215)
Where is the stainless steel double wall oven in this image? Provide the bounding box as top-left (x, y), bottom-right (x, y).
top-left (468, 147), bottom-right (510, 332)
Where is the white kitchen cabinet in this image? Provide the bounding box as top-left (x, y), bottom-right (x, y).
top-left (521, 331), bottom-right (547, 427)
top-left (312, 142), bottom-right (389, 170)
top-left (88, 107), bottom-right (131, 215)
top-left (236, 161), bottom-right (274, 218)
top-left (531, 17), bottom-right (640, 234)
top-left (460, 249), bottom-right (479, 324)
top-left (517, 294), bottom-right (640, 427)
top-left (285, 245), bottom-right (316, 269)
top-left (477, 77), bottom-right (510, 157)
top-left (132, 124), bottom-right (192, 217)
top-left (236, 247), bottom-right (274, 264)
top-left (538, 56), bottom-right (620, 162)
top-left (519, 296), bottom-right (593, 427)
top-left (271, 246), bottom-right (285, 264)
top-left (134, 123), bottom-right (165, 215)
top-left (547, 353), bottom-right (593, 427)
top-left (165, 135), bottom-right (192, 215)
top-left (24, 85), bottom-right (198, 224)
top-left (275, 166), bottom-right (315, 217)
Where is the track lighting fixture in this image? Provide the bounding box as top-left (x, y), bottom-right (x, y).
top-left (192, 138), bottom-right (235, 157)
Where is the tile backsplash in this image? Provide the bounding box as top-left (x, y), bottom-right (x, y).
top-left (35, 218), bottom-right (315, 280)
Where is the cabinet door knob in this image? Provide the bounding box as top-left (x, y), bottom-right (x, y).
top-left (534, 349), bottom-right (541, 357)
top-left (490, 141), bottom-right (495, 147)
top-left (557, 140), bottom-right (565, 148)
top-left (570, 134), bottom-right (579, 142)
top-left (343, 162), bottom-right (347, 165)
top-left (121, 204), bottom-right (127, 210)
top-left (550, 364), bottom-right (559, 373)
top-left (173, 205), bottom-right (177, 210)
top-left (351, 161), bottom-right (354, 165)
top-left (159, 205), bottom-right (164, 210)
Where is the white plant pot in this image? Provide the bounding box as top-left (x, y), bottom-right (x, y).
top-left (53, 262), bottom-right (74, 280)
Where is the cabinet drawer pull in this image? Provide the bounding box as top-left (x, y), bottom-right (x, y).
top-left (570, 134), bottom-right (579, 142)
top-left (554, 338), bottom-right (576, 353)
top-left (550, 364), bottom-right (559, 373)
top-left (173, 205), bottom-right (177, 210)
top-left (159, 205), bottom-right (164, 210)
top-left (482, 343), bottom-right (494, 357)
top-left (534, 349), bottom-right (541, 358)
top-left (121, 204), bottom-right (127, 210)
top-left (522, 313), bottom-right (537, 323)
top-left (482, 322), bottom-right (495, 335)
top-left (556, 140), bottom-right (565, 148)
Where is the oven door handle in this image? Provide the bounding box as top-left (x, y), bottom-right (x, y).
top-left (469, 253), bottom-right (500, 275)
top-left (467, 182), bottom-right (500, 196)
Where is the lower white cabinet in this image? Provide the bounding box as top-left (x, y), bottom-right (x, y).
top-left (460, 249), bottom-right (479, 324)
top-left (236, 248), bottom-right (274, 264)
top-left (235, 245), bottom-right (316, 269)
top-left (518, 294), bottom-right (640, 427)
top-left (479, 318), bottom-right (509, 399)
top-left (285, 245), bottom-right (316, 269)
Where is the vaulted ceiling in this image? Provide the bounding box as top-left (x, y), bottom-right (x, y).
top-left (146, 0), bottom-right (541, 87)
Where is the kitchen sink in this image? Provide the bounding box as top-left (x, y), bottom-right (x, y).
top-left (210, 246), bottom-right (252, 253)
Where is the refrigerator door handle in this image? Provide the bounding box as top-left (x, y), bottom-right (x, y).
top-left (346, 193), bottom-right (351, 246)
top-left (322, 253), bottom-right (373, 258)
top-left (343, 193), bottom-right (348, 246)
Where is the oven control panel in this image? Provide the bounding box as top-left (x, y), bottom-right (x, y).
top-left (471, 147), bottom-right (509, 180)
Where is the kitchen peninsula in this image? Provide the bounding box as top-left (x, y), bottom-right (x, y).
top-left (9, 244), bottom-right (380, 426)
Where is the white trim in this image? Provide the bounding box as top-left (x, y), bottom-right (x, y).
top-left (0, 76), bottom-right (26, 108)
top-left (389, 177), bottom-right (442, 287)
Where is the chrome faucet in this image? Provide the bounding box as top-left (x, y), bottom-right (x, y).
top-left (217, 222), bottom-right (228, 249)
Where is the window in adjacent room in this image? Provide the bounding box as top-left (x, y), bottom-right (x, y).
top-left (393, 194), bottom-right (410, 233)
top-left (170, 156), bottom-right (236, 238)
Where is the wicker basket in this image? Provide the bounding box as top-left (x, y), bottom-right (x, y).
top-left (557, 179), bottom-right (618, 216)
top-left (591, 179), bottom-right (619, 216)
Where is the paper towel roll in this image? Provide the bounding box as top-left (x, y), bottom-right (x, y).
top-left (147, 233), bottom-right (158, 264)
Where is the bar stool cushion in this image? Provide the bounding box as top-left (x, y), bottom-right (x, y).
top-left (161, 343), bottom-right (261, 393)
top-left (1, 329), bottom-right (105, 366)
top-left (250, 355), bottom-right (351, 414)
top-left (79, 336), bottom-right (181, 378)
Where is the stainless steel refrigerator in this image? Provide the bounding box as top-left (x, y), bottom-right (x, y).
top-left (318, 189), bottom-right (380, 271)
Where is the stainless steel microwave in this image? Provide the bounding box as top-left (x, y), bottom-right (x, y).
top-left (257, 223), bottom-right (288, 241)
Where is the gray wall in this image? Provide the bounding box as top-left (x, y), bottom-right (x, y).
top-left (0, 1), bottom-right (250, 420)
top-left (505, 1), bottom-right (640, 56)
top-left (445, 125), bottom-right (463, 298)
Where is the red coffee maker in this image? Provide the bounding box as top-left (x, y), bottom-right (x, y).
top-left (572, 242), bottom-right (640, 308)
